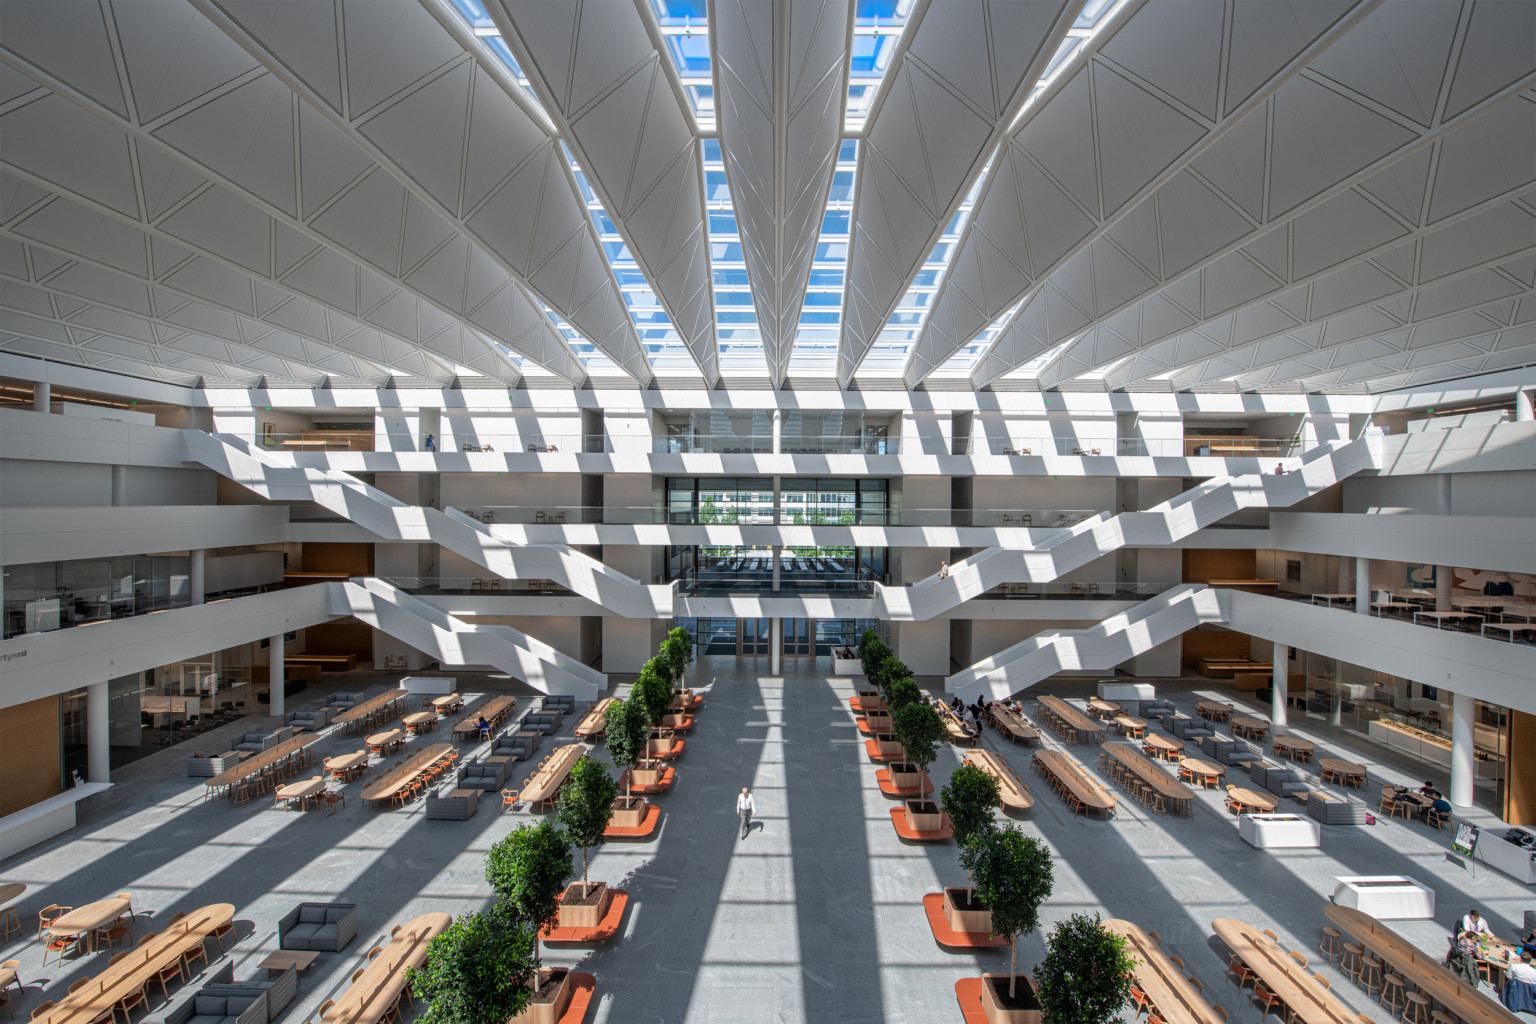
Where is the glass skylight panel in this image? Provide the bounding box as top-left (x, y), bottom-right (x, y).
top-left (701, 141), bottom-right (766, 376)
top-left (446, 0), bottom-right (554, 126)
top-left (927, 301), bottom-right (1023, 377)
top-left (1011, 0), bottom-right (1135, 130)
top-left (787, 141), bottom-right (858, 377)
top-left (650, 0), bottom-right (714, 129)
top-left (846, 0), bottom-right (915, 131)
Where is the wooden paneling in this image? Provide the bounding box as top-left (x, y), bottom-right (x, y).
top-left (304, 621), bottom-right (374, 660)
top-left (301, 543), bottom-right (373, 575)
top-left (1184, 549), bottom-right (1257, 582)
top-left (0, 696), bottom-right (60, 816)
top-left (1506, 710), bottom-right (1535, 827)
top-left (1183, 628), bottom-right (1253, 669)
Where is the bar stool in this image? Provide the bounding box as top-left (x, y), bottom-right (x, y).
top-left (1402, 992), bottom-right (1430, 1024)
top-left (1358, 954), bottom-right (1383, 997)
top-left (1319, 926), bottom-right (1343, 964)
top-left (1342, 942), bottom-right (1365, 981)
top-left (1429, 1012), bottom-right (1456, 1024)
top-left (1379, 972), bottom-right (1407, 1015)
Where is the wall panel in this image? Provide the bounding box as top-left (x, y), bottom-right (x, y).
top-left (0, 696), bottom-right (59, 816)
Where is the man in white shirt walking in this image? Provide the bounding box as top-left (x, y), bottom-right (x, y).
top-left (737, 787), bottom-right (755, 840)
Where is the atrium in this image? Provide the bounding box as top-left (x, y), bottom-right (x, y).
top-left (0, 1), bottom-right (1533, 1023)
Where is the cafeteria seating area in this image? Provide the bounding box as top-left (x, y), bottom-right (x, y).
top-left (1, 660), bottom-right (1531, 1024)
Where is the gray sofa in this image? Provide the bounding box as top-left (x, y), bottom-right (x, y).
top-left (1167, 715), bottom-right (1213, 740)
top-left (1261, 765), bottom-right (1309, 798)
top-left (492, 731), bottom-right (540, 761)
top-left (457, 758), bottom-right (510, 791)
top-left (1204, 735), bottom-right (1260, 767)
top-left (1139, 699), bottom-right (1176, 719)
top-left (157, 963), bottom-right (297, 1024)
top-left (426, 788), bottom-right (479, 820)
top-left (521, 710), bottom-right (563, 735)
top-left (542, 695), bottom-right (576, 714)
top-left (1305, 791), bottom-right (1369, 825)
top-left (284, 708), bottom-right (331, 732)
top-left (327, 692), bottom-right (361, 710)
top-left (278, 902), bottom-right (358, 952)
top-left (232, 730), bottom-right (285, 753)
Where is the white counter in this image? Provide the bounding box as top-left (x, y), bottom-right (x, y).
top-left (1332, 876), bottom-right (1436, 919)
top-left (1098, 683), bottom-right (1155, 701)
top-left (1461, 821), bottom-right (1536, 885)
top-left (401, 675), bottom-right (456, 695)
top-left (1240, 814), bottom-right (1321, 849)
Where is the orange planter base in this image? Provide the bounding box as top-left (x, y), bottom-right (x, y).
top-left (543, 893), bottom-right (629, 944)
top-left (955, 978), bottom-right (989, 1024)
top-left (889, 807), bottom-right (953, 841)
top-left (672, 695), bottom-right (703, 711)
top-left (864, 739), bottom-right (904, 763)
top-left (556, 973), bottom-right (597, 1024)
top-left (603, 804), bottom-right (661, 839)
top-left (650, 739), bottom-right (686, 761)
top-left (849, 697), bottom-right (887, 712)
top-left (662, 714), bottom-right (696, 732)
top-left (876, 768), bottom-right (933, 797)
top-left (856, 716), bottom-right (892, 735)
top-left (617, 766), bottom-right (675, 794)
top-left (923, 893), bottom-right (1008, 949)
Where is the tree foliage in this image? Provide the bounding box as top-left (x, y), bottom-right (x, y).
top-left (484, 820), bottom-right (572, 935)
top-left (632, 658), bottom-right (675, 728)
top-left (557, 754), bottom-right (620, 895)
top-left (962, 824), bottom-right (1055, 996)
top-left (891, 701), bottom-right (944, 776)
top-left (604, 697), bottom-right (649, 798)
top-left (941, 763), bottom-right (1000, 850)
top-left (877, 653), bottom-right (913, 693)
top-left (858, 631), bottom-right (891, 681)
top-left (1034, 913), bottom-right (1137, 1024)
top-left (886, 676), bottom-right (922, 714)
top-left (659, 626), bottom-right (694, 684)
top-left (408, 905), bottom-right (540, 1024)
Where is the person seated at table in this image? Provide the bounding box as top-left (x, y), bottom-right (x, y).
top-left (950, 697), bottom-right (964, 713)
top-left (1428, 794), bottom-right (1452, 820)
top-left (1418, 780), bottom-right (1442, 799)
top-left (1457, 909), bottom-right (1493, 938)
top-left (1509, 951), bottom-right (1536, 984)
top-left (1520, 926), bottom-right (1536, 957)
top-left (1448, 928), bottom-right (1482, 983)
top-left (969, 699), bottom-right (987, 722)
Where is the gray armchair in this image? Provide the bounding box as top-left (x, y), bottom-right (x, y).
top-left (522, 710), bottom-right (563, 735)
top-left (492, 731), bottom-right (539, 761)
top-left (426, 789), bottom-right (479, 820)
top-left (542, 695), bottom-right (576, 714)
top-left (232, 730), bottom-right (284, 753)
top-left (456, 758), bottom-right (509, 791)
top-left (284, 708), bottom-right (331, 732)
top-left (278, 902), bottom-right (358, 952)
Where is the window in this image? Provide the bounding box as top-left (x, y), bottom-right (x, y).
top-left (1286, 560), bottom-right (1302, 583)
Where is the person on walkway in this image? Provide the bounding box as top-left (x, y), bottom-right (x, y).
top-left (424, 433), bottom-right (435, 451)
top-left (937, 560), bottom-right (949, 579)
top-left (736, 787), bottom-right (754, 840)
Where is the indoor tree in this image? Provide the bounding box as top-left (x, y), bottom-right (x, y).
top-left (879, 653), bottom-right (914, 695)
top-left (891, 700), bottom-right (944, 782)
top-left (604, 696), bottom-right (650, 800)
top-left (483, 820), bottom-right (572, 936)
top-left (1034, 913), bottom-right (1137, 1024)
top-left (961, 823), bottom-right (1055, 1003)
top-left (857, 629), bottom-right (890, 680)
top-left (886, 675), bottom-right (923, 714)
top-left (941, 763), bottom-right (1001, 861)
top-left (556, 754), bottom-right (620, 898)
top-left (408, 904), bottom-right (539, 1024)
top-left (659, 626), bottom-right (694, 686)
top-left (633, 657), bottom-right (676, 729)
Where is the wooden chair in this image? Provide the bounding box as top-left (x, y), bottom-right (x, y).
top-left (391, 924), bottom-right (403, 937)
top-left (153, 956), bottom-right (185, 1000)
top-left (0, 988), bottom-right (9, 1022)
top-left (69, 979), bottom-right (93, 994)
top-left (43, 930), bottom-right (78, 968)
top-left (1425, 806), bottom-right (1447, 830)
top-left (1309, 970), bottom-right (1331, 990)
top-left (1250, 982), bottom-right (1286, 1021)
top-left (1211, 1007), bottom-right (1227, 1022)
top-left (1226, 955), bottom-right (1257, 990)
top-left (352, 968), bottom-right (366, 983)
top-left (501, 788), bottom-right (517, 811)
top-left (366, 946), bottom-right (383, 961)
top-left (181, 938), bottom-right (208, 974)
top-left (1287, 950), bottom-right (1308, 969)
top-left (35, 906), bottom-right (66, 940)
top-left (1378, 787), bottom-right (1400, 817)
top-left (318, 1001), bottom-right (335, 1016)
top-left (29, 1004), bottom-right (54, 1021)
top-left (114, 980), bottom-right (149, 1021)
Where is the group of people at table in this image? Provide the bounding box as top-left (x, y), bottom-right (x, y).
top-left (1446, 908), bottom-right (1536, 1013)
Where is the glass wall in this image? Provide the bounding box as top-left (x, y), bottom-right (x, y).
top-left (780, 478), bottom-right (888, 524)
top-left (666, 478), bottom-right (775, 523)
top-left (4, 555), bottom-right (191, 639)
top-left (671, 545), bottom-right (877, 592)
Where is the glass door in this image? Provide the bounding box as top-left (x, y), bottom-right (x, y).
top-left (739, 618), bottom-right (770, 656)
top-left (698, 618), bottom-right (739, 655)
top-left (783, 618), bottom-right (813, 657)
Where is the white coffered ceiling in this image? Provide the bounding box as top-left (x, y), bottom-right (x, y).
top-left (0, 0), bottom-right (1531, 393)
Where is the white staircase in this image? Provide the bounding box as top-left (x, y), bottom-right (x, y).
top-left (331, 578), bottom-right (603, 698)
top-left (945, 585), bottom-right (1230, 702)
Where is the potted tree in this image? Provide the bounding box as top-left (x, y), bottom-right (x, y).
top-left (1034, 913), bottom-right (1136, 1024)
top-left (940, 765), bottom-right (1001, 934)
top-left (660, 626), bottom-right (695, 698)
top-left (554, 755), bottom-right (618, 930)
top-left (962, 824), bottom-right (1054, 1023)
top-left (853, 632), bottom-right (891, 707)
top-left (606, 696), bottom-right (662, 792)
top-left (484, 821), bottom-right (572, 934)
top-left (633, 658), bottom-right (679, 756)
top-left (886, 676), bottom-right (922, 713)
top-left (893, 701), bottom-right (946, 832)
top-left (408, 904), bottom-right (540, 1024)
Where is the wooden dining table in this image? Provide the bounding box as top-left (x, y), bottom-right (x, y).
top-left (990, 705), bottom-right (1039, 744)
top-left (1272, 735), bottom-right (1315, 762)
top-left (1231, 716), bottom-right (1270, 740)
top-left (519, 743), bottom-right (585, 810)
top-left (320, 912), bottom-right (452, 1024)
top-left (366, 728), bottom-right (404, 756)
top-left (1033, 750), bottom-right (1116, 817)
top-left (1196, 700), bottom-right (1234, 722)
top-left (1114, 714), bottom-right (1147, 738)
top-left (1101, 743), bottom-right (1195, 816)
top-left (40, 904), bottom-right (235, 1024)
top-left (1227, 787), bottom-right (1278, 814)
top-left (1143, 733), bottom-right (1184, 761)
top-left (1105, 919), bottom-right (1223, 1023)
top-left (1087, 698), bottom-right (1122, 720)
top-left (1178, 756), bottom-right (1225, 788)
top-left (402, 711), bottom-right (438, 734)
top-left (575, 697), bottom-right (616, 739)
top-left (1035, 695), bottom-right (1107, 744)
top-left (273, 777), bottom-right (327, 811)
top-left (963, 749), bottom-right (1033, 812)
top-left (325, 751), bottom-right (370, 781)
top-left (1323, 906), bottom-right (1519, 1024)
top-left (1318, 756), bottom-right (1367, 788)
top-left (430, 693), bottom-right (463, 714)
top-left (452, 696), bottom-right (517, 739)
top-left (1213, 918), bottom-right (1360, 1024)
top-left (330, 690), bottom-right (408, 733)
top-left (360, 744), bottom-right (454, 807)
top-left (202, 734), bottom-right (320, 797)
top-left (49, 896), bottom-right (133, 953)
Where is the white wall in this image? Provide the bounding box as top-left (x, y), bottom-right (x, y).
top-left (0, 460), bottom-right (110, 506)
top-left (439, 473), bottom-right (583, 519)
top-left (119, 467), bottom-right (216, 506)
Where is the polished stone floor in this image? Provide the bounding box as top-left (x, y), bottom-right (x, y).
top-left (1, 659), bottom-right (1530, 1023)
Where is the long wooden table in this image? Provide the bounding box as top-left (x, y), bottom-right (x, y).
top-left (990, 705), bottom-right (1039, 744)
top-left (1212, 918), bottom-right (1359, 1024)
top-left (202, 734), bottom-right (320, 797)
top-left (1035, 695), bottom-right (1107, 745)
top-left (452, 696), bottom-right (517, 739)
top-left (321, 912), bottom-right (451, 1024)
top-left (331, 690), bottom-right (408, 733)
top-left (519, 744), bottom-right (585, 810)
top-left (1032, 749), bottom-right (1116, 817)
top-left (360, 744), bottom-right (454, 807)
top-left (41, 904), bottom-right (235, 1024)
top-left (1101, 743), bottom-right (1194, 815)
top-left (1105, 919), bottom-right (1223, 1024)
top-left (1324, 906), bottom-right (1519, 1024)
top-left (963, 750), bottom-right (1033, 812)
top-left (575, 697), bottom-right (616, 739)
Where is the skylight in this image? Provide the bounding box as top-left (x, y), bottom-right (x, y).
top-left (703, 140), bottom-right (767, 376)
top-left (787, 140), bottom-right (858, 377)
top-left (650, 0), bottom-right (714, 130)
top-left (846, 0), bottom-right (915, 132)
top-left (446, 0), bottom-right (555, 128)
top-left (928, 300), bottom-right (1023, 378)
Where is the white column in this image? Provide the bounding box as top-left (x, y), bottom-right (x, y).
top-left (111, 465), bottom-right (126, 506)
top-left (1271, 641), bottom-right (1289, 727)
top-left (33, 381), bottom-right (50, 412)
top-left (770, 618), bottom-right (782, 676)
top-left (772, 546), bottom-right (782, 592)
top-left (1435, 566), bottom-right (1452, 611)
top-left (772, 410), bottom-right (782, 454)
top-left (1355, 557), bottom-right (1371, 614)
top-left (87, 681), bottom-right (110, 783)
top-left (1450, 690), bottom-right (1475, 807)
top-left (1515, 388), bottom-right (1534, 422)
top-left (1330, 660), bottom-right (1344, 726)
top-left (269, 636), bottom-right (285, 718)
top-left (189, 549), bottom-right (205, 605)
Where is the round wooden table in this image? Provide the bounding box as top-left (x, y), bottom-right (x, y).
top-left (49, 896), bottom-right (134, 953)
top-left (1272, 735), bottom-right (1315, 761)
top-left (1088, 699), bottom-right (1122, 720)
top-left (1231, 716), bottom-right (1270, 739)
top-left (1196, 700), bottom-right (1233, 721)
top-left (273, 777), bottom-right (327, 810)
top-left (1114, 714), bottom-right (1147, 738)
top-left (1319, 756), bottom-right (1366, 788)
top-left (1180, 757), bottom-right (1226, 788)
top-left (1227, 787), bottom-right (1278, 814)
top-left (0, 882), bottom-right (26, 941)
top-left (403, 712), bottom-right (438, 734)
top-left (1142, 734), bottom-right (1183, 760)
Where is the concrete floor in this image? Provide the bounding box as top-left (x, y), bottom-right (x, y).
top-left (1, 658), bottom-right (1531, 1023)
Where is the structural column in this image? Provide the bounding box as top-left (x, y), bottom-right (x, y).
top-left (189, 549), bottom-right (205, 605)
top-left (772, 546), bottom-right (782, 591)
top-left (1435, 566), bottom-right (1452, 611)
top-left (1271, 641), bottom-right (1289, 727)
top-left (1516, 388), bottom-right (1534, 422)
top-left (269, 636), bottom-right (285, 718)
top-left (770, 618), bottom-right (782, 676)
top-left (33, 381), bottom-right (50, 412)
top-left (87, 681), bottom-right (110, 783)
top-left (1355, 557), bottom-right (1371, 614)
top-left (111, 465), bottom-right (126, 506)
top-left (772, 410), bottom-right (782, 454)
top-left (1450, 690), bottom-right (1475, 807)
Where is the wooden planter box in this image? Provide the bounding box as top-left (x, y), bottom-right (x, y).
top-left (852, 690), bottom-right (886, 710)
top-left (980, 974), bottom-right (1041, 1024)
top-left (874, 733), bottom-right (906, 758)
top-left (661, 713), bottom-right (691, 729)
top-left (889, 763), bottom-right (923, 790)
top-left (647, 729), bottom-right (675, 755)
top-left (905, 799), bottom-right (943, 832)
top-left (513, 968), bottom-right (573, 1024)
top-left (669, 689), bottom-right (695, 709)
top-left (610, 796), bottom-right (647, 828)
top-left (630, 760), bottom-right (664, 787)
top-left (556, 882), bottom-right (611, 930)
top-left (943, 887), bottom-right (993, 935)
top-left (863, 711), bottom-right (893, 731)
